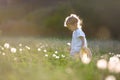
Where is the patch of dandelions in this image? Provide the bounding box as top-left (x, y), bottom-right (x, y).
top-left (96, 53), bottom-right (120, 74)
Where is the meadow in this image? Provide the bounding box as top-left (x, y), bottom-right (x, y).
top-left (0, 37), bottom-right (120, 80)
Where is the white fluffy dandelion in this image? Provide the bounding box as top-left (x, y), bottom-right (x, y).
top-left (43, 49), bottom-right (47, 53)
top-left (19, 43), bottom-right (22, 47)
top-left (61, 54), bottom-right (65, 58)
top-left (2, 52), bottom-right (5, 56)
top-left (55, 51), bottom-right (58, 54)
top-left (108, 52), bottom-right (114, 55)
top-left (19, 48), bottom-right (23, 52)
top-left (37, 48), bottom-right (41, 51)
top-left (96, 59), bottom-right (107, 70)
top-left (45, 54), bottom-right (48, 57)
top-left (0, 46), bottom-right (4, 50)
top-left (105, 75), bottom-right (116, 80)
top-left (25, 46), bottom-right (30, 50)
top-left (115, 54), bottom-right (120, 58)
top-left (52, 54), bottom-right (56, 57)
top-left (67, 42), bottom-right (71, 46)
top-left (56, 56), bottom-right (60, 59)
top-left (4, 43), bottom-right (10, 49)
top-left (11, 48), bottom-right (17, 53)
top-left (108, 56), bottom-right (120, 73)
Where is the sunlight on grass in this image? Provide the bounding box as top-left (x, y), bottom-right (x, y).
top-left (0, 37), bottom-right (120, 80)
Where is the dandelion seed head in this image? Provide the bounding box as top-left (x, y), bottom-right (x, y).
top-left (67, 42), bottom-right (71, 46)
top-left (43, 49), bottom-right (47, 53)
top-left (55, 51), bottom-right (58, 54)
top-left (105, 75), bottom-right (116, 80)
top-left (11, 48), bottom-right (17, 53)
top-left (25, 46), bottom-right (30, 50)
top-left (0, 46), bottom-right (4, 50)
top-left (108, 52), bottom-right (114, 55)
top-left (108, 56), bottom-right (120, 73)
top-left (2, 52), bottom-right (5, 56)
top-left (37, 48), bottom-right (41, 51)
top-left (56, 56), bottom-right (60, 59)
top-left (109, 56), bottom-right (120, 63)
top-left (4, 43), bottom-right (10, 49)
top-left (61, 54), bottom-right (65, 58)
top-left (45, 54), bottom-right (48, 57)
top-left (19, 43), bottom-right (22, 47)
top-left (19, 48), bottom-right (23, 52)
top-left (96, 59), bottom-right (107, 70)
top-left (115, 54), bottom-right (120, 58)
top-left (114, 62), bottom-right (120, 73)
top-left (52, 54), bottom-right (56, 57)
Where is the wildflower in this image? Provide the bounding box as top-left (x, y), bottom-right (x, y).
top-left (61, 54), bottom-right (65, 58)
top-left (43, 49), bottom-right (47, 53)
top-left (19, 48), bottom-right (23, 52)
top-left (2, 47), bottom-right (4, 50)
top-left (25, 46), bottom-right (30, 50)
top-left (45, 54), bottom-right (48, 57)
top-left (37, 48), bottom-right (41, 51)
top-left (96, 59), bottom-right (107, 70)
top-left (2, 52), bottom-right (5, 56)
top-left (4, 43), bottom-right (10, 49)
top-left (105, 75), bottom-right (116, 80)
top-left (55, 51), bottom-right (58, 54)
top-left (56, 56), bottom-right (60, 59)
top-left (0, 46), bottom-right (4, 50)
top-left (67, 42), bottom-right (71, 46)
top-left (108, 52), bottom-right (114, 55)
top-left (19, 43), bottom-right (22, 47)
top-left (11, 48), bottom-right (17, 53)
top-left (52, 54), bottom-right (56, 57)
top-left (109, 56), bottom-right (119, 63)
top-left (115, 54), bottom-right (120, 58)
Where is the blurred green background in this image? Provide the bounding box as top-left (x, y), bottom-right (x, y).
top-left (0, 0), bottom-right (120, 40)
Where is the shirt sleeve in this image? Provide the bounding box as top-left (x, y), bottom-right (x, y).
top-left (76, 29), bottom-right (85, 38)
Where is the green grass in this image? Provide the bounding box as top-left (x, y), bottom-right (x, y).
top-left (0, 37), bottom-right (119, 80)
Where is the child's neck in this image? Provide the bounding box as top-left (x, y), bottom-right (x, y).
top-left (77, 25), bottom-right (82, 28)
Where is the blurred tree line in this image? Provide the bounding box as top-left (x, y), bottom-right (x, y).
top-left (0, 0), bottom-right (120, 40)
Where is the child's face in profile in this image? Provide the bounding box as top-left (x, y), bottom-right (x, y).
top-left (67, 23), bottom-right (78, 31)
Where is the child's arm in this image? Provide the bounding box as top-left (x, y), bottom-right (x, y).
top-left (79, 36), bottom-right (86, 49)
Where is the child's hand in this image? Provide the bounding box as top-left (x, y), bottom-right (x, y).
top-left (81, 47), bottom-right (88, 53)
top-left (81, 46), bottom-right (87, 50)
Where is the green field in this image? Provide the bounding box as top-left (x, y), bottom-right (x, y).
top-left (0, 37), bottom-right (120, 80)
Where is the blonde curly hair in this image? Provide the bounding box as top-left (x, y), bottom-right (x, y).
top-left (64, 14), bottom-right (83, 28)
